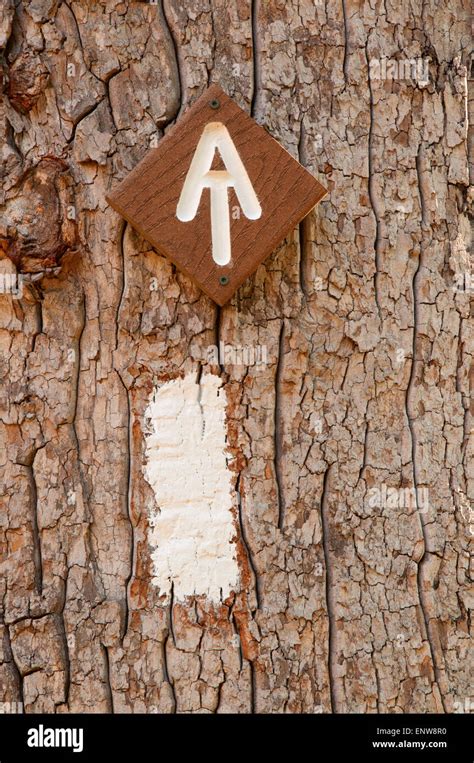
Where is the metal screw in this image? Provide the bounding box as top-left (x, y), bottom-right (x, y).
top-left (219, 275), bottom-right (229, 285)
top-left (209, 98), bottom-right (220, 109)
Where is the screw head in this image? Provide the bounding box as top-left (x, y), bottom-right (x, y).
top-left (219, 275), bottom-right (229, 285)
top-left (209, 98), bottom-right (220, 109)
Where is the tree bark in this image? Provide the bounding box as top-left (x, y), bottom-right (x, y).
top-left (0, 0), bottom-right (471, 714)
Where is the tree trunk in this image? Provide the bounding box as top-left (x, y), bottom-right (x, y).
top-left (0, 0), bottom-right (471, 714)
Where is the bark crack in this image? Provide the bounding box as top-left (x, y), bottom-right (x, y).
top-left (162, 0), bottom-right (184, 121)
top-left (236, 474), bottom-right (260, 610)
top-left (365, 42), bottom-right (382, 320)
top-left (250, 0), bottom-right (261, 118)
top-left (405, 144), bottom-right (447, 712)
top-left (275, 320), bottom-right (286, 530)
top-left (341, 0), bottom-right (350, 86)
top-left (101, 643), bottom-right (114, 713)
top-left (320, 464), bottom-right (340, 713)
top-left (298, 122), bottom-right (309, 300)
top-left (116, 222), bottom-right (134, 645)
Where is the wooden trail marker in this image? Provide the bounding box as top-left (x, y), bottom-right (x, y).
top-left (106, 84), bottom-right (327, 306)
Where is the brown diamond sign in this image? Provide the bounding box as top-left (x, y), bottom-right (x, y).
top-left (106, 84), bottom-right (327, 306)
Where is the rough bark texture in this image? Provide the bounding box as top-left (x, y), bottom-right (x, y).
top-left (0, 0), bottom-right (472, 714)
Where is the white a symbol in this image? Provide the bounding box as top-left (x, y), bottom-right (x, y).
top-left (176, 122), bottom-right (262, 266)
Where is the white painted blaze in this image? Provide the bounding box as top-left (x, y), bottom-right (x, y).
top-left (176, 122), bottom-right (262, 265)
top-left (143, 372), bottom-right (239, 603)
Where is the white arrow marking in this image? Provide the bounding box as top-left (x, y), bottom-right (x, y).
top-left (176, 122), bottom-right (262, 266)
